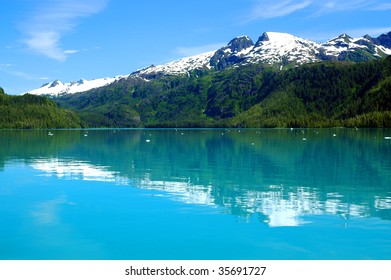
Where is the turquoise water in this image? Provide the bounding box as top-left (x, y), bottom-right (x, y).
top-left (0, 128), bottom-right (390, 260)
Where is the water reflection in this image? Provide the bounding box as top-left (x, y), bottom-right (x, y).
top-left (26, 156), bottom-right (386, 227)
top-left (1, 129), bottom-right (390, 229)
top-left (135, 180), bottom-right (384, 227)
top-left (32, 158), bottom-right (127, 184)
top-left (30, 195), bottom-right (70, 226)
top-left (139, 177), bottom-right (216, 206)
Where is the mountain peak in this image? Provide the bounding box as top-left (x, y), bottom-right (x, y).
top-left (377, 31), bottom-right (391, 48)
top-left (336, 33), bottom-right (353, 42)
top-left (364, 34), bottom-right (374, 41)
top-left (210, 36), bottom-right (254, 70)
top-left (227, 36), bottom-right (254, 52)
top-left (251, 32), bottom-right (321, 66)
top-left (49, 80), bottom-right (63, 88)
top-left (326, 33), bottom-right (354, 45)
top-left (256, 32), bottom-right (297, 44)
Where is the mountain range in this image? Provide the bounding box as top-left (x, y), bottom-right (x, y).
top-left (25, 31), bottom-right (391, 97)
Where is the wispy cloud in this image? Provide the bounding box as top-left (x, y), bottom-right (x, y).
top-left (246, 0), bottom-right (391, 21)
top-left (0, 63), bottom-right (14, 68)
top-left (368, 2), bottom-right (391, 10)
top-left (311, 0), bottom-right (374, 16)
top-left (0, 64), bottom-right (49, 81)
top-left (64, 50), bottom-right (80, 55)
top-left (344, 26), bottom-right (391, 37)
top-left (19, 0), bottom-right (107, 61)
top-left (298, 25), bottom-right (391, 42)
top-left (175, 43), bottom-right (225, 57)
top-left (246, 0), bottom-right (311, 21)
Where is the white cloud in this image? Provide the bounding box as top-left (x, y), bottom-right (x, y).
top-left (19, 0), bottom-right (107, 61)
top-left (64, 50), bottom-right (80, 55)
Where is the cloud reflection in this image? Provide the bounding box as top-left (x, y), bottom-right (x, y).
top-left (31, 158), bottom-right (390, 227)
top-left (32, 158), bottom-right (128, 184)
top-left (30, 196), bottom-right (68, 226)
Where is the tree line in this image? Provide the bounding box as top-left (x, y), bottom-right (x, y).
top-left (0, 88), bottom-right (82, 129)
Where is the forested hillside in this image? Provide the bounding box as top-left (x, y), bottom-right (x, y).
top-left (56, 56), bottom-right (391, 128)
top-left (0, 88), bottom-right (82, 129)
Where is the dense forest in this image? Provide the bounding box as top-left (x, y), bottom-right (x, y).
top-left (56, 56), bottom-right (391, 128)
top-left (0, 87), bottom-right (82, 129)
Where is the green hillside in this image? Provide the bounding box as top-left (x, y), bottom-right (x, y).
top-left (0, 88), bottom-right (82, 129)
top-left (56, 56), bottom-right (391, 128)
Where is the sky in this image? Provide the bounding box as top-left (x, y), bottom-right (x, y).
top-left (1, 0), bottom-right (391, 95)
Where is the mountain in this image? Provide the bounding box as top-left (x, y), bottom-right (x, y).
top-left (134, 31), bottom-right (391, 77)
top-left (26, 75), bottom-right (129, 97)
top-left (23, 31), bottom-right (391, 97)
top-left (132, 51), bottom-right (215, 79)
top-left (54, 56), bottom-right (391, 128)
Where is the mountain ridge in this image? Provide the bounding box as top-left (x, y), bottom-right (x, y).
top-left (24, 31), bottom-right (391, 97)
top-left (53, 55), bottom-right (391, 128)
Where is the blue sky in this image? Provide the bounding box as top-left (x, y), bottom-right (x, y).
top-left (1, 0), bottom-right (391, 95)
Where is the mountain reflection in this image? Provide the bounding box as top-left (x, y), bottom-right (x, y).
top-left (29, 158), bottom-right (390, 227)
top-left (136, 180), bottom-right (380, 227)
top-left (1, 129), bottom-right (390, 227)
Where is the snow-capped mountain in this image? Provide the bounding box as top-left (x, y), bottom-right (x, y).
top-left (24, 31), bottom-right (391, 96)
top-left (135, 31), bottom-right (391, 77)
top-left (132, 51), bottom-right (215, 78)
top-left (320, 33), bottom-right (391, 59)
top-left (25, 75), bottom-right (129, 97)
top-left (245, 32), bottom-right (322, 65)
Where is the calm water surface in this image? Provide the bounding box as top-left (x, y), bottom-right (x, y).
top-left (0, 129), bottom-right (390, 260)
